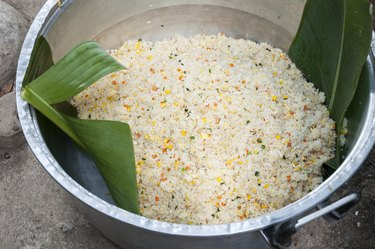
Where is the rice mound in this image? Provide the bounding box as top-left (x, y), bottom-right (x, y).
top-left (72, 34), bottom-right (336, 225)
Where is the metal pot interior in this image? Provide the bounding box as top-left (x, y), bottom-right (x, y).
top-left (33, 0), bottom-right (373, 223)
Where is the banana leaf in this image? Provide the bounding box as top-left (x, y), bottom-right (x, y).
top-left (288, 0), bottom-right (372, 168)
top-left (21, 37), bottom-right (139, 214)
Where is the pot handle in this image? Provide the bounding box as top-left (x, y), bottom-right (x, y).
top-left (261, 192), bottom-right (360, 249)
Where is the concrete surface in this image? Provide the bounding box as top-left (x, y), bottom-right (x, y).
top-left (0, 145), bottom-right (119, 249)
top-left (0, 0), bottom-right (374, 248)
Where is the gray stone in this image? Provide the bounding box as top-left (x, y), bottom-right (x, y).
top-left (0, 1), bottom-right (28, 87)
top-left (3, 0), bottom-right (47, 22)
top-left (0, 91), bottom-right (25, 153)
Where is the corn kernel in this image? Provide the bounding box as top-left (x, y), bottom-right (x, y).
top-left (216, 177), bottom-right (222, 183)
top-left (123, 104), bottom-right (131, 111)
top-left (272, 96), bottom-right (277, 102)
top-left (275, 134), bottom-right (281, 140)
top-left (165, 89), bottom-right (171, 94)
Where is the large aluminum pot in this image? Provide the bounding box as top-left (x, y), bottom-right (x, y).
top-left (16, 0), bottom-right (375, 248)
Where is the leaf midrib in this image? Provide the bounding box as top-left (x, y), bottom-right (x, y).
top-left (328, 0), bottom-right (347, 111)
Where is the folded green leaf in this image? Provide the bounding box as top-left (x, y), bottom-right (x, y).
top-left (22, 36), bottom-right (54, 86)
top-left (21, 36), bottom-right (139, 214)
top-left (26, 41), bottom-right (124, 104)
top-left (64, 116), bottom-right (139, 213)
top-left (288, 0), bottom-right (372, 167)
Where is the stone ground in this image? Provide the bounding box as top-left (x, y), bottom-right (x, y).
top-left (0, 0), bottom-right (374, 248)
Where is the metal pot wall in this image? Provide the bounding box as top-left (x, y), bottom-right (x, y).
top-left (16, 0), bottom-right (375, 248)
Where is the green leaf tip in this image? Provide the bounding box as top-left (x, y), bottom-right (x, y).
top-left (288, 0), bottom-right (372, 168)
top-left (21, 36), bottom-right (139, 214)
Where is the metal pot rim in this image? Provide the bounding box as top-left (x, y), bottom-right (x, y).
top-left (16, 0), bottom-right (375, 236)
